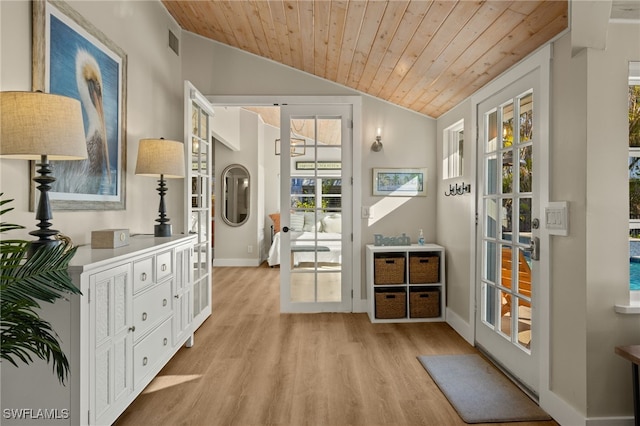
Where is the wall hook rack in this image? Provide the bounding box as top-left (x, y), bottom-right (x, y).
top-left (444, 182), bottom-right (471, 196)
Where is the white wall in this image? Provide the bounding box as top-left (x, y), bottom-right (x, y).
top-left (549, 32), bottom-right (590, 416)
top-left (214, 109), bottom-right (263, 266)
top-left (0, 0), bottom-right (185, 244)
top-left (435, 99), bottom-right (473, 335)
top-left (583, 22), bottom-right (640, 418)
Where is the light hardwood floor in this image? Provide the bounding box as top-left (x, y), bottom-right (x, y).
top-left (116, 264), bottom-right (558, 426)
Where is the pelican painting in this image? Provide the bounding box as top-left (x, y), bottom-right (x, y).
top-left (41, 5), bottom-right (126, 209)
top-left (52, 49), bottom-right (111, 194)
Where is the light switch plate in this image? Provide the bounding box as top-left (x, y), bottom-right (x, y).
top-left (545, 202), bottom-right (568, 236)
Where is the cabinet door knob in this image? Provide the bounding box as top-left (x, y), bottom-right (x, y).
top-left (142, 312), bottom-right (147, 321)
top-left (128, 326), bottom-right (136, 332)
top-left (142, 357), bottom-right (148, 366)
top-left (174, 294), bottom-right (179, 299)
top-left (141, 272), bottom-right (147, 281)
top-left (161, 264), bottom-right (167, 271)
top-left (163, 338), bottom-right (168, 346)
top-left (162, 298), bottom-right (167, 307)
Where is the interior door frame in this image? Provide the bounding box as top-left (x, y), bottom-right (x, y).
top-left (470, 45), bottom-right (551, 405)
top-left (205, 95), bottom-right (365, 312)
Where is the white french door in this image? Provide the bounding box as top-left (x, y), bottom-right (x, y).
top-left (475, 69), bottom-right (545, 394)
top-left (279, 104), bottom-right (352, 313)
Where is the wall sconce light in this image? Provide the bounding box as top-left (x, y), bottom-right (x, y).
top-left (371, 127), bottom-right (383, 152)
top-left (0, 91), bottom-right (88, 253)
top-left (135, 138), bottom-right (185, 237)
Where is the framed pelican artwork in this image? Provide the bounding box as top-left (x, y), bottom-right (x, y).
top-left (32, 0), bottom-right (127, 210)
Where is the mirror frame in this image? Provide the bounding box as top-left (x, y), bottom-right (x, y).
top-left (221, 164), bottom-right (250, 227)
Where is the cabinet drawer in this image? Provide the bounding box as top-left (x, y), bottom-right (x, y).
top-left (156, 250), bottom-right (173, 282)
top-left (134, 280), bottom-right (172, 339)
top-left (133, 318), bottom-right (172, 386)
top-left (133, 257), bottom-right (154, 293)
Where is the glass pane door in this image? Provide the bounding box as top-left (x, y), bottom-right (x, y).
top-left (280, 105), bottom-right (352, 313)
top-left (476, 71), bottom-right (540, 393)
top-left (184, 81), bottom-right (213, 331)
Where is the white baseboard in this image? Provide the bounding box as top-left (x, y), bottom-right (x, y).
top-left (352, 298), bottom-right (367, 313)
top-left (540, 388), bottom-right (585, 425)
top-left (213, 258), bottom-right (261, 267)
top-left (445, 307), bottom-right (474, 345)
top-left (586, 417), bottom-right (634, 426)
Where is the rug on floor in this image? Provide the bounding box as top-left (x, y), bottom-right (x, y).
top-left (417, 354), bottom-right (552, 424)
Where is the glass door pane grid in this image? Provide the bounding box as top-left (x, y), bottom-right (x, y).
top-left (484, 95), bottom-right (535, 348)
top-left (288, 116), bottom-right (343, 304)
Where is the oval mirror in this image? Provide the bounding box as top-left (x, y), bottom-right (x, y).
top-left (221, 164), bottom-right (250, 226)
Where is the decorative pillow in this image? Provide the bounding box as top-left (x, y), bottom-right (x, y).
top-left (303, 212), bottom-right (324, 232)
top-left (290, 212), bottom-right (305, 231)
top-left (321, 213), bottom-right (341, 234)
top-left (269, 213), bottom-right (280, 233)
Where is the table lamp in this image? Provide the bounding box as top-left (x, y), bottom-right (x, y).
top-left (135, 138), bottom-right (185, 237)
top-left (0, 91), bottom-right (88, 253)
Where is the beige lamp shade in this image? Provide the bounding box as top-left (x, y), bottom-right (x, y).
top-left (135, 138), bottom-right (185, 178)
top-left (0, 91), bottom-right (88, 160)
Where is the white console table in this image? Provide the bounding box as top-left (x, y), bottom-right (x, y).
top-left (1, 235), bottom-right (197, 425)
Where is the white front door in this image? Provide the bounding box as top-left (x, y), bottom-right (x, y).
top-left (279, 104), bottom-right (352, 313)
top-left (475, 69), bottom-right (545, 394)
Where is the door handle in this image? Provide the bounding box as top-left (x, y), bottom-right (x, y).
top-left (282, 226), bottom-right (289, 233)
top-left (524, 236), bottom-right (540, 261)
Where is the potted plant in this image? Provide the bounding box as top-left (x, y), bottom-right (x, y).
top-left (0, 195), bottom-right (80, 384)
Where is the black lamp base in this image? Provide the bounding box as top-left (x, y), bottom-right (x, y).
top-left (28, 155), bottom-right (60, 256)
top-left (154, 224), bottom-right (172, 237)
top-left (154, 175), bottom-right (172, 237)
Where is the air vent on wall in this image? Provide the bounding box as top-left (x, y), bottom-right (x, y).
top-left (169, 29), bottom-right (179, 56)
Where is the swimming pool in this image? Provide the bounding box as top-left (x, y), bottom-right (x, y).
top-left (629, 241), bottom-right (640, 291)
top-left (629, 259), bottom-right (640, 290)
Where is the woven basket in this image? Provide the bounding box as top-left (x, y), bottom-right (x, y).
top-left (409, 254), bottom-right (439, 284)
top-left (375, 288), bottom-right (407, 319)
top-left (409, 288), bottom-right (440, 318)
top-left (374, 255), bottom-right (405, 285)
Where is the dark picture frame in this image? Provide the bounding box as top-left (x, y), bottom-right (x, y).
top-left (32, 0), bottom-right (127, 210)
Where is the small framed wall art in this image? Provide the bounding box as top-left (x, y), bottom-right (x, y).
top-left (373, 168), bottom-right (427, 197)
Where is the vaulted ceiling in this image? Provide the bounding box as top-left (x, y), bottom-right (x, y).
top-left (163, 0), bottom-right (568, 119)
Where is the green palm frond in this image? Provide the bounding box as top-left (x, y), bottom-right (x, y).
top-left (0, 194), bottom-right (80, 385)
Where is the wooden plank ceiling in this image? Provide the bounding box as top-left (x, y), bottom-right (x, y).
top-left (162, 0), bottom-right (568, 119)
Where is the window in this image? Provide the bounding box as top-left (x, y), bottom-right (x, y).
top-left (443, 119), bottom-right (464, 179)
top-left (291, 178), bottom-right (342, 210)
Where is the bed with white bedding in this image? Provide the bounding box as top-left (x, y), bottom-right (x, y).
top-left (267, 212), bottom-right (342, 267)
top-left (267, 231), bottom-right (342, 266)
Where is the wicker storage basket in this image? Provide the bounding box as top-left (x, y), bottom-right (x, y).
top-left (409, 288), bottom-right (440, 318)
top-left (409, 254), bottom-right (439, 284)
top-left (375, 288), bottom-right (407, 319)
top-left (374, 254), bottom-right (405, 285)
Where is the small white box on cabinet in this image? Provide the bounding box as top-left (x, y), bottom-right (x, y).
top-left (91, 228), bottom-right (130, 248)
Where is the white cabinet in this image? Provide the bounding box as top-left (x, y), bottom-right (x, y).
top-left (1, 235), bottom-right (196, 426)
top-left (366, 244), bottom-right (446, 323)
top-left (173, 244), bottom-right (193, 346)
top-left (89, 263), bottom-right (134, 423)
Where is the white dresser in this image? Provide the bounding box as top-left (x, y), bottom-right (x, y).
top-left (1, 235), bottom-right (198, 426)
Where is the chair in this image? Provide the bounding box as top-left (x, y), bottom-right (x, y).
top-left (501, 247), bottom-right (532, 316)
